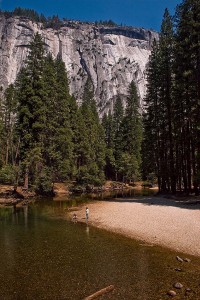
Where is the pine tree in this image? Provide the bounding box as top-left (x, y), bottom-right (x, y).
top-left (68, 95), bottom-right (79, 178)
top-left (102, 111), bottom-right (115, 179)
top-left (54, 54), bottom-right (74, 180)
top-left (78, 77), bottom-right (106, 185)
top-left (174, 0), bottom-right (200, 193)
top-left (3, 84), bottom-right (18, 166)
top-left (158, 9), bottom-right (175, 192)
top-left (0, 95), bottom-right (4, 167)
top-left (142, 40), bottom-right (161, 185)
top-left (113, 96), bottom-right (124, 181)
top-left (41, 53), bottom-right (58, 186)
top-left (143, 9), bottom-right (175, 193)
top-left (120, 81), bottom-right (142, 182)
top-left (16, 33), bottom-right (46, 189)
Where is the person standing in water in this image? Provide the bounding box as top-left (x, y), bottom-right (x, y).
top-left (86, 207), bottom-right (89, 222)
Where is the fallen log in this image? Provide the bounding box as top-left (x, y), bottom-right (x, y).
top-left (84, 285), bottom-right (114, 300)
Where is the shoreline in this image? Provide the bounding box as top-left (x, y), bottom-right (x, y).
top-left (72, 196), bottom-right (200, 257)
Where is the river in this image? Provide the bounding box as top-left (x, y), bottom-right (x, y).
top-left (0, 193), bottom-right (200, 299)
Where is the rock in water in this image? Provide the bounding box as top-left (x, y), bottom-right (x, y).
top-left (167, 290), bottom-right (177, 297)
top-left (184, 258), bottom-right (191, 262)
top-left (173, 282), bottom-right (183, 289)
top-left (176, 255), bottom-right (183, 262)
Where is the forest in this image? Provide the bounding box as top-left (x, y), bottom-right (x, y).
top-left (0, 0), bottom-right (199, 195)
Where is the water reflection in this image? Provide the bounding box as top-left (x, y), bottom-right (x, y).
top-left (0, 195), bottom-right (200, 300)
top-left (86, 225), bottom-right (90, 237)
top-left (52, 187), bottom-right (156, 209)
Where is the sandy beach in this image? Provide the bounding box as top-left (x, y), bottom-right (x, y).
top-left (75, 196), bottom-right (200, 256)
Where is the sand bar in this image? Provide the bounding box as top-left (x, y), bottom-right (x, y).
top-left (75, 196), bottom-right (200, 256)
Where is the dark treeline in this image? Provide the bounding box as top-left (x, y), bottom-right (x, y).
top-left (0, 7), bottom-right (119, 30)
top-left (0, 7), bottom-right (47, 23)
top-left (143, 0), bottom-right (200, 194)
top-left (0, 33), bottom-right (142, 193)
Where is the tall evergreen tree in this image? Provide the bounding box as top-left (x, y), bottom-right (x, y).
top-left (142, 40), bottom-right (161, 184)
top-left (143, 10), bottom-right (175, 192)
top-left (0, 95), bottom-right (4, 167)
top-left (102, 110), bottom-right (115, 179)
top-left (158, 9), bottom-right (175, 192)
top-left (119, 81), bottom-right (142, 182)
top-left (3, 84), bottom-right (18, 166)
top-left (51, 54), bottom-right (74, 181)
top-left (113, 96), bottom-right (124, 181)
top-left (174, 0), bottom-right (200, 193)
top-left (78, 77), bottom-right (106, 185)
top-left (16, 33), bottom-right (46, 189)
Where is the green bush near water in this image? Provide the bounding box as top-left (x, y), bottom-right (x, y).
top-left (0, 165), bottom-right (16, 184)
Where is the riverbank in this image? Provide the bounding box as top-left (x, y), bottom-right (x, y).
top-left (0, 181), bottom-right (139, 206)
top-left (73, 195), bottom-right (200, 257)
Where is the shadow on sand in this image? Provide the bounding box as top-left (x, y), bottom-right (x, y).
top-left (101, 194), bottom-right (200, 210)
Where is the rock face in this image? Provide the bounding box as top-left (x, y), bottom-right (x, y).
top-left (0, 15), bottom-right (159, 115)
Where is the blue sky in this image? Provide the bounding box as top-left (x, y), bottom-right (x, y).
top-left (1, 0), bottom-right (181, 31)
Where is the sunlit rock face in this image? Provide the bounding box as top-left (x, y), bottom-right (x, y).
top-left (0, 15), bottom-right (159, 115)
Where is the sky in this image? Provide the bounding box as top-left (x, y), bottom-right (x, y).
top-left (1, 0), bottom-right (181, 31)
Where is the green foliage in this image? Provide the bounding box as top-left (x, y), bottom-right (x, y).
top-left (13, 7), bottom-right (46, 23)
top-left (143, 9), bottom-right (175, 192)
top-left (34, 167), bottom-right (53, 195)
top-left (102, 87), bottom-right (142, 183)
top-left (143, 2), bottom-right (200, 193)
top-left (76, 76), bottom-right (106, 185)
top-left (0, 165), bottom-right (16, 184)
top-left (15, 33), bottom-right (46, 188)
top-left (117, 152), bottom-right (140, 182)
top-left (102, 112), bottom-right (116, 179)
top-left (116, 82), bottom-right (142, 182)
top-left (95, 20), bottom-right (118, 27)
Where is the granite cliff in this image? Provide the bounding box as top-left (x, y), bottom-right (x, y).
top-left (0, 15), bottom-right (159, 115)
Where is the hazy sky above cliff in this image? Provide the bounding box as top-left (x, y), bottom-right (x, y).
top-left (1, 0), bottom-right (181, 31)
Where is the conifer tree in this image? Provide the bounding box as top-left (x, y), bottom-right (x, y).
top-left (143, 38), bottom-right (162, 187)
top-left (0, 95), bottom-right (4, 167)
top-left (102, 111), bottom-right (115, 179)
top-left (158, 9), bottom-right (175, 192)
top-left (41, 53), bottom-right (58, 186)
top-left (16, 33), bottom-right (46, 189)
top-left (144, 2), bottom-right (200, 194)
top-left (143, 9), bottom-right (175, 192)
top-left (174, 0), bottom-right (200, 193)
top-left (120, 81), bottom-right (142, 182)
top-left (113, 96), bottom-right (124, 181)
top-left (54, 54), bottom-right (74, 180)
top-left (78, 77), bottom-right (106, 185)
top-left (68, 95), bottom-right (79, 178)
top-left (3, 84), bottom-right (17, 166)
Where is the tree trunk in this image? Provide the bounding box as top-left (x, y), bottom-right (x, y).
top-left (24, 168), bottom-right (29, 190)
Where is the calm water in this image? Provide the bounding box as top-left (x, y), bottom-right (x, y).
top-left (0, 194), bottom-right (200, 300)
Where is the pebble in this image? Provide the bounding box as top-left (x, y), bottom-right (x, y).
top-left (184, 258), bottom-right (191, 262)
top-left (173, 282), bottom-right (183, 289)
top-left (175, 268), bottom-right (182, 272)
top-left (167, 290), bottom-right (177, 297)
top-left (176, 255), bottom-right (183, 262)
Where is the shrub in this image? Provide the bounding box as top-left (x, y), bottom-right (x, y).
top-left (0, 165), bottom-right (16, 184)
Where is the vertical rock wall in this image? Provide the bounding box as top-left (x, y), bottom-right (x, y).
top-left (0, 15), bottom-right (159, 115)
